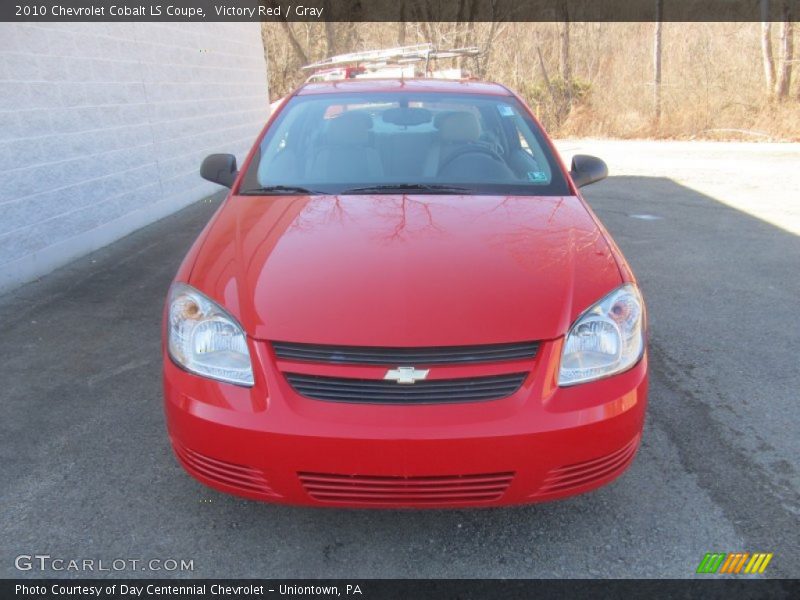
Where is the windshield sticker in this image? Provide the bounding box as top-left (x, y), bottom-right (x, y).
top-left (527, 170), bottom-right (548, 182)
top-left (497, 104), bottom-right (515, 117)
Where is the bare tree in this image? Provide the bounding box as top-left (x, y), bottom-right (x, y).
top-left (397, 5), bottom-right (406, 46)
top-left (464, 9), bottom-right (477, 68)
top-left (774, 1), bottom-right (793, 99)
top-left (536, 45), bottom-right (564, 125)
top-left (261, 18), bottom-right (798, 140)
top-left (324, 22), bottom-right (337, 56)
top-left (410, 1), bottom-right (434, 44)
top-left (761, 0), bottom-right (776, 96)
top-left (475, 2), bottom-right (506, 79)
top-left (454, 0), bottom-right (469, 50)
top-left (280, 22), bottom-right (310, 65)
top-left (559, 1), bottom-right (571, 84)
top-left (653, 0), bottom-right (663, 125)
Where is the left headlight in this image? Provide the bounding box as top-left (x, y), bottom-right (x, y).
top-left (558, 283), bottom-right (645, 386)
top-left (167, 283), bottom-right (254, 386)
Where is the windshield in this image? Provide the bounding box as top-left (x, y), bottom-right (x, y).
top-left (239, 91), bottom-right (570, 196)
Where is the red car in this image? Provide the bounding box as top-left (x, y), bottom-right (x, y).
top-left (163, 79), bottom-right (647, 508)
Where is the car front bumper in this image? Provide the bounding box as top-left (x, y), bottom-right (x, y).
top-left (163, 339), bottom-right (647, 508)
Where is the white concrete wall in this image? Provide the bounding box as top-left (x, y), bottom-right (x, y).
top-left (0, 23), bottom-right (268, 293)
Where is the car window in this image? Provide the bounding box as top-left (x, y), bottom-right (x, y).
top-left (239, 91), bottom-right (570, 196)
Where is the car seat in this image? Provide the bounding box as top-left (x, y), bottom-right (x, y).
top-left (424, 112), bottom-right (514, 181)
top-left (307, 111), bottom-right (384, 182)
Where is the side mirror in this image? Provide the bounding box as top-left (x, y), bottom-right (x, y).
top-left (570, 155), bottom-right (608, 188)
top-left (200, 153), bottom-right (238, 188)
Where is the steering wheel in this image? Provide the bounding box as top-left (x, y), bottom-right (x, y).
top-left (438, 143), bottom-right (507, 174)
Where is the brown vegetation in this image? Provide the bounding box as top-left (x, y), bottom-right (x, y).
top-left (262, 21), bottom-right (800, 141)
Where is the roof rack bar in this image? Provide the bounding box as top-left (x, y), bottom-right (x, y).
top-left (302, 44), bottom-right (435, 71)
top-left (302, 44), bottom-right (481, 72)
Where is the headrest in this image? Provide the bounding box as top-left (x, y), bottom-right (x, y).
top-left (327, 111), bottom-right (373, 145)
top-left (438, 112), bottom-right (481, 142)
top-left (433, 111), bottom-right (456, 129)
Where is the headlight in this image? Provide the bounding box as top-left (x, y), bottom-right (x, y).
top-left (167, 283), bottom-right (254, 386)
top-left (558, 283), bottom-right (645, 386)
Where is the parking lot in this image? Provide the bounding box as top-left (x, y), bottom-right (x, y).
top-left (1, 140), bottom-right (798, 578)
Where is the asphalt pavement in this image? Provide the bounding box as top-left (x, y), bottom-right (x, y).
top-left (1, 141), bottom-right (798, 578)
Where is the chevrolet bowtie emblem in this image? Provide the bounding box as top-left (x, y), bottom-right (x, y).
top-left (384, 366), bottom-right (429, 384)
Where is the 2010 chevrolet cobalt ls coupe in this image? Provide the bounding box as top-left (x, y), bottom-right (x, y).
top-left (163, 79), bottom-right (647, 507)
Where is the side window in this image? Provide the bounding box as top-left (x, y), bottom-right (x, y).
top-left (518, 131), bottom-right (534, 157)
top-left (498, 108), bottom-right (553, 185)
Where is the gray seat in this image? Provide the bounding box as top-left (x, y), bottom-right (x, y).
top-left (424, 112), bottom-right (514, 180)
top-left (308, 112), bottom-right (384, 182)
top-left (376, 132), bottom-right (436, 178)
top-left (423, 112), bottom-right (483, 176)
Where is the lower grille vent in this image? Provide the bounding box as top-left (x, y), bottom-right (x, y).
top-left (532, 435), bottom-right (641, 497)
top-left (299, 471), bottom-right (515, 505)
top-left (174, 443), bottom-right (278, 497)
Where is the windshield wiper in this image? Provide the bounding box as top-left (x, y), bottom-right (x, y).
top-left (239, 185), bottom-right (327, 196)
top-left (340, 183), bottom-right (473, 195)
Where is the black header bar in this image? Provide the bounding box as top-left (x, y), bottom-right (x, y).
top-left (2, 0), bottom-right (799, 23)
top-left (3, 579), bottom-right (800, 600)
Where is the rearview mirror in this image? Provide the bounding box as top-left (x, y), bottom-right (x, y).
top-left (570, 155), bottom-right (608, 188)
top-left (200, 154), bottom-right (238, 188)
top-left (382, 107), bottom-right (433, 126)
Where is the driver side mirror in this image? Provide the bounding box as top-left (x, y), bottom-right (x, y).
top-left (200, 153), bottom-right (238, 188)
top-left (570, 155), bottom-right (608, 188)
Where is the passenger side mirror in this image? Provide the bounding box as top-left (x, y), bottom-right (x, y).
top-left (570, 155), bottom-right (608, 188)
top-left (200, 153), bottom-right (238, 188)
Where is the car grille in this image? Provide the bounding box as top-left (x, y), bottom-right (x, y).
top-left (272, 340), bottom-right (539, 365)
top-left (298, 471), bottom-right (515, 505)
top-left (285, 372), bottom-right (526, 404)
top-left (173, 443), bottom-right (279, 497)
top-left (531, 435), bottom-right (641, 497)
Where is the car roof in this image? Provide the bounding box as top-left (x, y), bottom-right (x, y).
top-left (295, 78), bottom-right (512, 97)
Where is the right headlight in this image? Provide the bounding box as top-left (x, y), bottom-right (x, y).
top-left (558, 283), bottom-right (645, 386)
top-left (167, 283), bottom-right (254, 387)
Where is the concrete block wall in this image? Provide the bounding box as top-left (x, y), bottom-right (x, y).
top-left (0, 22), bottom-right (269, 293)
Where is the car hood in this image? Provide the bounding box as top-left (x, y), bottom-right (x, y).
top-left (189, 194), bottom-right (622, 345)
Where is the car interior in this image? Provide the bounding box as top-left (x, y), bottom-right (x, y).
top-left (255, 97), bottom-right (555, 189)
